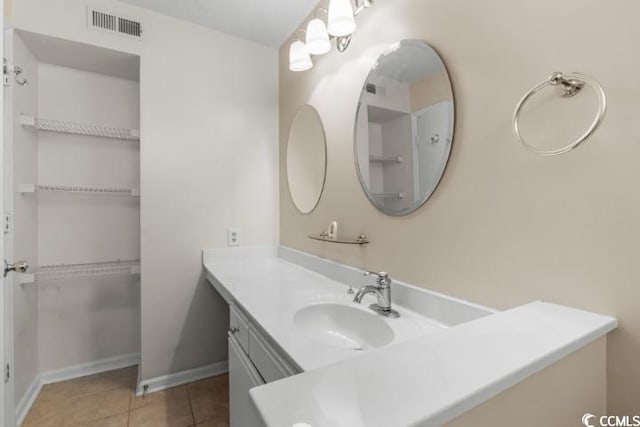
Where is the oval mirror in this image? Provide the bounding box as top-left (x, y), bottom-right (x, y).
top-left (354, 40), bottom-right (454, 216)
top-left (286, 105), bottom-right (327, 214)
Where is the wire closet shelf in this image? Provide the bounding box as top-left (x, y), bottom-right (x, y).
top-left (18, 260), bottom-right (141, 285)
top-left (19, 184), bottom-right (140, 197)
top-left (20, 115), bottom-right (140, 142)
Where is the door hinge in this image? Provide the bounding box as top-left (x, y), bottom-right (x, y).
top-left (3, 58), bottom-right (10, 87)
top-left (4, 214), bottom-right (12, 234)
top-left (5, 363), bottom-right (10, 383)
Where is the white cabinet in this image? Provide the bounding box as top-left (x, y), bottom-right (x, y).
top-left (248, 329), bottom-right (296, 383)
top-left (227, 302), bottom-right (301, 427)
top-left (229, 334), bottom-right (265, 427)
top-left (230, 305), bottom-right (250, 353)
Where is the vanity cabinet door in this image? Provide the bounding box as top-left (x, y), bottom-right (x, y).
top-left (228, 334), bottom-right (266, 427)
top-left (230, 306), bottom-right (250, 354)
top-left (248, 329), bottom-right (294, 383)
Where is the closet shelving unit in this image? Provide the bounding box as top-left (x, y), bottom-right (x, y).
top-left (20, 112), bottom-right (140, 284)
top-left (20, 114), bottom-right (140, 141)
top-left (17, 260), bottom-right (141, 285)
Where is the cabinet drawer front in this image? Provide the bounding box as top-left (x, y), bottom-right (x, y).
top-left (248, 330), bottom-right (291, 383)
top-left (228, 335), bottom-right (265, 427)
top-left (229, 306), bottom-right (250, 354)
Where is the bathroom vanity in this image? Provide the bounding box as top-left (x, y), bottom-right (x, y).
top-left (203, 247), bottom-right (616, 427)
top-left (204, 246), bottom-right (476, 426)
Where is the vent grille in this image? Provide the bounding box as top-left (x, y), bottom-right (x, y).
top-left (91, 10), bottom-right (117, 32)
top-left (88, 9), bottom-right (142, 39)
top-left (118, 17), bottom-right (142, 38)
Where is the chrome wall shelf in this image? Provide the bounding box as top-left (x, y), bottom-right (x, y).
top-left (369, 155), bottom-right (403, 163)
top-left (19, 184), bottom-right (140, 197)
top-left (18, 259), bottom-right (141, 284)
top-left (308, 234), bottom-right (369, 245)
top-left (20, 115), bottom-right (140, 142)
top-left (371, 192), bottom-right (405, 199)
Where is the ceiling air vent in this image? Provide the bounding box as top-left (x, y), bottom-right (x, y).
top-left (88, 8), bottom-right (142, 40)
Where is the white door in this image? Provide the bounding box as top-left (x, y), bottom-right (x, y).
top-left (0, 3), bottom-right (12, 427)
top-left (412, 101), bottom-right (454, 200)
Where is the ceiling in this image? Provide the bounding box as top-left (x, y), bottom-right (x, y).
top-left (118, 0), bottom-right (320, 48)
top-left (374, 42), bottom-right (445, 83)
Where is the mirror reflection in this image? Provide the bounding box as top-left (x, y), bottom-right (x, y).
top-left (355, 40), bottom-right (454, 216)
top-left (286, 105), bottom-right (327, 214)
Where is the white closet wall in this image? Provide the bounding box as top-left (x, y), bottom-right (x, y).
top-left (36, 64), bottom-right (140, 372)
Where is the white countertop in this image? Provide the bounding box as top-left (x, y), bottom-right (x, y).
top-left (203, 247), bottom-right (617, 427)
top-left (204, 250), bottom-right (442, 371)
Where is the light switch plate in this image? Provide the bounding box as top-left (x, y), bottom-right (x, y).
top-left (227, 227), bottom-right (239, 246)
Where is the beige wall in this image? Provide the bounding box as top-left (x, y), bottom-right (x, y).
top-left (446, 338), bottom-right (607, 426)
top-left (11, 0), bottom-right (279, 382)
top-left (280, 0), bottom-right (639, 413)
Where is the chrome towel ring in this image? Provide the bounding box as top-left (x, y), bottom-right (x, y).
top-left (513, 72), bottom-right (606, 157)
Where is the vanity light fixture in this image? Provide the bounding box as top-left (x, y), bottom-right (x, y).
top-left (289, 39), bottom-right (313, 72)
top-left (288, 0), bottom-right (374, 72)
top-left (306, 18), bottom-right (331, 55)
top-left (327, 0), bottom-right (356, 37)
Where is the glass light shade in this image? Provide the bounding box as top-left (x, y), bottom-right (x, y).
top-left (305, 19), bottom-right (331, 55)
top-left (327, 0), bottom-right (356, 37)
top-left (289, 41), bottom-right (313, 72)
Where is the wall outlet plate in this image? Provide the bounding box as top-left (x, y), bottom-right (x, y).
top-left (227, 227), bottom-right (239, 247)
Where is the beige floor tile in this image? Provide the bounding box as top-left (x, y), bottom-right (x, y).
top-left (77, 411), bottom-right (129, 427)
top-left (128, 385), bottom-right (194, 427)
top-left (37, 366), bottom-right (137, 410)
top-left (193, 418), bottom-right (230, 427)
top-left (187, 375), bottom-right (229, 424)
top-left (63, 386), bottom-right (131, 426)
top-left (22, 411), bottom-right (65, 427)
top-left (22, 367), bottom-right (231, 427)
top-left (130, 385), bottom-right (190, 411)
top-left (25, 391), bottom-right (70, 423)
top-left (129, 399), bottom-right (194, 427)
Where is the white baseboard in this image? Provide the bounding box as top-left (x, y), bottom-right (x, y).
top-left (15, 353), bottom-right (140, 426)
top-left (40, 353), bottom-right (140, 385)
top-left (15, 376), bottom-right (42, 427)
top-left (136, 360), bottom-right (228, 396)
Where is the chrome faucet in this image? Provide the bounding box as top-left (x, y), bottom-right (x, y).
top-left (353, 271), bottom-right (400, 318)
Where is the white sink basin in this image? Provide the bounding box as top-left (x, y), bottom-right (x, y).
top-left (293, 303), bottom-right (395, 350)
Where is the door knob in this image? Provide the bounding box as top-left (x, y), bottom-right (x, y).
top-left (4, 260), bottom-right (28, 277)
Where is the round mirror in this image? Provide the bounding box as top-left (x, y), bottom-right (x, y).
top-left (354, 40), bottom-right (455, 216)
top-left (286, 105), bottom-right (327, 214)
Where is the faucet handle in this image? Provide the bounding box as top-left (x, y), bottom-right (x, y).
top-left (364, 271), bottom-right (388, 278)
top-left (364, 271), bottom-right (391, 286)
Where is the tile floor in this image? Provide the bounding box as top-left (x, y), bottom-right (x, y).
top-left (22, 366), bottom-right (229, 427)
